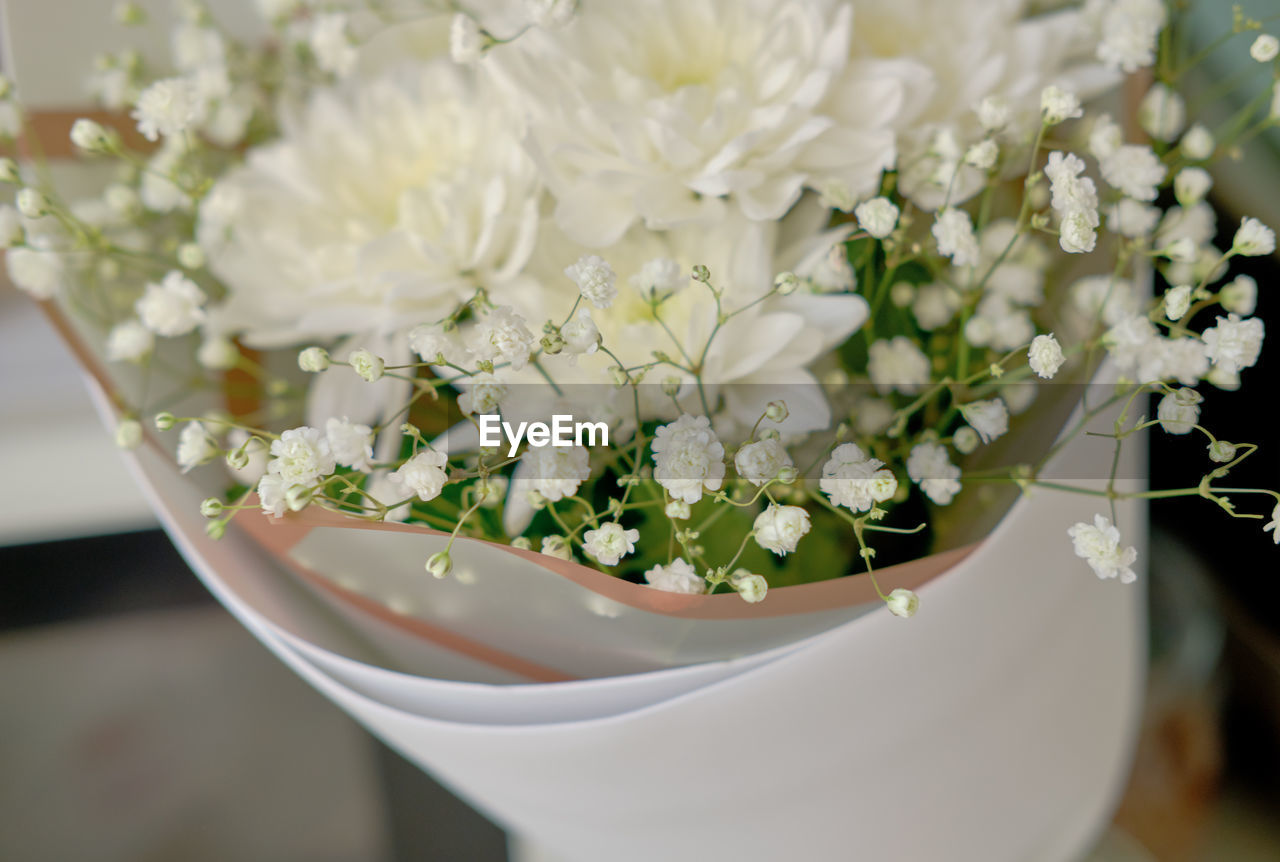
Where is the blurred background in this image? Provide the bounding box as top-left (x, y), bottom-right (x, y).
top-left (2, 1), bottom-right (1280, 860)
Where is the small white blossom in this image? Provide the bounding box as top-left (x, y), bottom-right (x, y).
top-left (932, 208), bottom-right (980, 267)
top-left (1108, 199), bottom-right (1161, 238)
top-left (226, 428), bottom-right (268, 486)
top-left (730, 570), bottom-right (768, 604)
top-left (449, 14), bottom-right (487, 65)
top-left (257, 474), bottom-right (288, 518)
top-left (753, 504), bottom-right (811, 555)
top-left (1202, 313), bottom-right (1265, 375)
top-left (565, 254), bottom-right (618, 308)
top-left (540, 536), bottom-right (573, 561)
top-left (911, 284), bottom-right (961, 331)
top-left (105, 319), bottom-right (154, 363)
top-left (885, 588), bottom-right (919, 618)
top-left (630, 257), bottom-right (686, 299)
top-left (1045, 152), bottom-right (1098, 213)
top-left (522, 444), bottom-right (591, 502)
top-left (644, 558), bottom-right (704, 594)
top-left (976, 95), bottom-right (1011, 132)
top-left (1040, 86), bottom-right (1083, 125)
top-left (1156, 389), bottom-right (1201, 435)
top-left (1028, 333), bottom-right (1066, 379)
top-left (965, 140), bottom-right (999, 171)
top-left (1138, 84), bottom-right (1186, 142)
top-left (70, 118), bottom-right (114, 153)
top-left (1220, 275), bottom-right (1258, 316)
top-left (1100, 145), bottom-right (1165, 202)
top-left (131, 77), bottom-right (202, 141)
top-left (136, 270), bottom-right (206, 336)
top-left (1250, 34), bottom-right (1279, 63)
top-left (408, 323), bottom-right (468, 366)
top-left (298, 346), bottom-right (331, 372)
top-left (820, 443), bottom-right (897, 513)
top-left (16, 188), bottom-right (50, 219)
top-left (457, 373), bottom-right (507, 416)
top-left (389, 448), bottom-right (449, 502)
top-left (959, 399), bottom-right (1009, 444)
top-left (177, 421), bottom-right (218, 472)
top-left (1180, 124), bottom-right (1215, 161)
top-left (560, 308), bottom-right (600, 356)
top-left (1088, 114), bottom-right (1123, 161)
top-left (4, 248), bottom-right (64, 299)
top-left (325, 417), bottom-right (374, 471)
top-left (1232, 217), bottom-right (1276, 256)
top-left (197, 334), bottom-right (239, 370)
top-left (269, 426), bottom-right (336, 487)
top-left (651, 414), bottom-right (725, 504)
top-left (1059, 211), bottom-right (1098, 254)
top-left (1263, 503), bottom-right (1280, 545)
top-left (734, 437), bottom-right (792, 486)
top-left (472, 306), bottom-right (536, 371)
top-left (309, 14), bottom-right (357, 78)
top-left (868, 336), bottom-right (931, 395)
top-left (115, 418), bottom-right (143, 450)
top-left (855, 197), bottom-right (899, 239)
top-left (665, 500), bottom-right (691, 520)
top-left (906, 442), bottom-right (961, 506)
top-left (582, 522), bottom-right (640, 566)
top-left (1163, 285), bottom-right (1192, 321)
top-left (1068, 514), bottom-right (1138, 583)
top-left (1095, 0), bottom-right (1166, 72)
top-left (1173, 168), bottom-right (1212, 208)
top-left (953, 426), bottom-right (980, 455)
top-left (348, 348), bottom-right (385, 382)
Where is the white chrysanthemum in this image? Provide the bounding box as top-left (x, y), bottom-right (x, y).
top-left (820, 442), bottom-right (897, 513)
top-left (734, 437), bottom-right (793, 486)
top-left (1089, 0), bottom-right (1166, 72)
top-left (325, 417), bottom-right (374, 471)
top-left (1232, 217), bottom-right (1276, 257)
top-left (520, 444), bottom-right (590, 502)
top-left (5, 248), bottom-right (65, 299)
top-left (582, 522), bottom-right (640, 566)
top-left (1156, 390), bottom-right (1200, 435)
top-left (1202, 314), bottom-right (1265, 376)
top-left (490, 0), bottom-right (902, 245)
top-left (200, 62), bottom-right (540, 346)
top-left (1028, 333), bottom-right (1066, 379)
top-left (959, 398), bottom-right (1009, 444)
top-left (389, 447), bottom-right (449, 502)
top-left (855, 197), bottom-right (899, 239)
top-left (906, 442), bottom-right (961, 505)
top-left (470, 305), bottom-right (536, 371)
top-left (269, 426), bottom-right (336, 487)
top-left (132, 77), bottom-right (203, 141)
top-left (753, 504), bottom-right (811, 555)
top-left (177, 421), bottom-right (218, 473)
top-left (932, 209), bottom-right (979, 266)
top-left (564, 254), bottom-right (617, 308)
top-left (652, 414), bottom-right (725, 504)
top-left (644, 558), bottom-right (704, 594)
top-left (106, 319), bottom-right (155, 363)
top-left (1068, 514), bottom-right (1138, 583)
top-left (1099, 144), bottom-right (1165, 202)
top-left (136, 270), bottom-right (206, 337)
top-left (868, 336), bottom-right (930, 395)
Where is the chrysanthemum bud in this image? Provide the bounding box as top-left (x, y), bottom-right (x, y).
top-left (16, 188), bottom-right (51, 218)
top-left (885, 587), bottom-right (919, 618)
top-left (200, 497), bottom-right (224, 518)
top-left (773, 271), bottom-right (800, 295)
top-left (348, 348), bottom-right (384, 381)
top-left (154, 411), bottom-right (177, 431)
top-left (298, 346), bottom-right (330, 372)
top-left (114, 418), bottom-right (143, 450)
top-left (765, 400), bottom-right (788, 423)
top-left (425, 551), bottom-right (453, 579)
top-left (1208, 440), bottom-right (1237, 463)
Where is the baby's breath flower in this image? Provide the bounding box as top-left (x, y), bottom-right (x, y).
top-left (565, 254), bottom-right (618, 308)
top-left (632, 257), bottom-right (686, 299)
top-left (730, 570), bottom-right (768, 603)
top-left (664, 500), bottom-right (691, 520)
top-left (425, 551), bottom-right (452, 579)
top-left (348, 348), bottom-right (385, 382)
top-left (4, 248), bottom-right (64, 299)
top-left (408, 323), bottom-right (467, 366)
top-left (457, 373), bottom-right (507, 416)
top-left (1173, 168), bottom-right (1212, 208)
top-left (106, 319), bottom-right (154, 363)
top-left (70, 118), bottom-right (115, 153)
top-left (131, 77), bottom-right (202, 141)
top-left (1231, 217), bottom-right (1276, 257)
top-left (471, 306), bottom-right (536, 371)
top-left (298, 346), bottom-right (331, 372)
top-left (1095, 0), bottom-right (1166, 72)
top-left (522, 444), bottom-right (591, 502)
top-left (560, 308), bottom-right (600, 356)
top-left (1163, 285), bottom-right (1192, 321)
top-left (582, 522), bottom-right (640, 566)
top-left (177, 242), bottom-right (205, 270)
top-left (644, 558), bottom-right (704, 594)
top-left (269, 426), bottom-right (335, 487)
top-left (115, 418), bottom-right (143, 450)
top-left (1250, 34), bottom-right (1279, 63)
top-left (976, 94), bottom-right (1011, 132)
top-left (959, 399), bottom-right (1009, 444)
top-left (1040, 86), bottom-right (1082, 125)
top-left (753, 504), bottom-right (811, 555)
top-left (1088, 114), bottom-right (1123, 160)
top-left (868, 336), bottom-right (930, 395)
top-left (256, 474), bottom-right (287, 518)
top-left (932, 208), bottom-right (980, 266)
top-left (1180, 124), bottom-right (1215, 161)
top-left (389, 447), bottom-right (449, 502)
top-left (965, 139), bottom-right (999, 171)
top-left (1028, 333), bottom-right (1066, 379)
top-left (1220, 275), bottom-right (1257, 316)
top-left (953, 426), bottom-right (980, 455)
top-left (855, 197), bottom-right (899, 239)
top-left (1202, 313), bottom-right (1265, 376)
top-left (1108, 199), bottom-right (1160, 238)
top-left (177, 421), bottom-right (218, 472)
top-left (1100, 145), bottom-right (1165, 201)
top-left (197, 334), bottom-right (239, 370)
top-left (1059, 211), bottom-right (1098, 254)
top-left (906, 442), bottom-right (961, 506)
top-left (326, 417), bottom-right (374, 472)
top-left (154, 412), bottom-right (177, 431)
top-left (541, 535), bottom-right (573, 560)
top-left (651, 414), bottom-right (725, 504)
top-left (1208, 440), bottom-right (1237, 463)
top-left (765, 401), bottom-right (788, 423)
top-left (820, 443), bottom-right (897, 513)
top-left (885, 588), bottom-right (919, 618)
top-left (1138, 83), bottom-right (1186, 142)
top-left (136, 271), bottom-right (206, 336)
top-left (1156, 389), bottom-right (1200, 435)
top-left (16, 188), bottom-right (50, 218)
top-left (1068, 514), bottom-right (1138, 583)
top-left (735, 437), bottom-right (792, 486)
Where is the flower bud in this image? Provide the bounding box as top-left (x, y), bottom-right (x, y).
top-left (691, 264), bottom-right (711, 282)
top-left (425, 551), bottom-right (453, 579)
top-left (776, 465), bottom-right (798, 484)
top-left (765, 400), bottom-right (788, 423)
top-left (70, 118), bottom-right (116, 153)
top-left (114, 418), bottom-right (143, 450)
top-left (885, 588), bottom-right (919, 618)
top-left (664, 500), bottom-right (691, 520)
top-left (16, 188), bottom-right (51, 218)
top-left (154, 411), bottom-right (177, 431)
top-left (540, 332), bottom-right (565, 355)
top-left (200, 497), bottom-right (224, 518)
top-left (953, 426), bottom-right (980, 454)
top-left (197, 335), bottom-right (239, 370)
top-left (730, 570), bottom-right (768, 604)
top-left (773, 271), bottom-right (800, 295)
top-left (511, 536), bottom-right (533, 551)
top-left (348, 348), bottom-right (384, 382)
top-left (0, 157), bottom-right (20, 184)
top-left (114, 2), bottom-right (148, 25)
top-left (541, 535), bottom-right (572, 560)
top-left (661, 376), bottom-right (682, 398)
top-left (285, 485), bottom-right (313, 512)
top-left (205, 519), bottom-right (227, 540)
top-left (609, 365), bottom-right (629, 387)
top-left (298, 346), bottom-right (331, 372)
top-left (1208, 440), bottom-right (1237, 463)
top-left (177, 242), bottom-right (205, 270)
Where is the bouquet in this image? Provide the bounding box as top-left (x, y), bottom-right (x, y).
top-left (9, 0), bottom-right (1278, 858)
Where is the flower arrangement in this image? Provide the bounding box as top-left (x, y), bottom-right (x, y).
top-left (4, 0), bottom-right (1278, 621)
